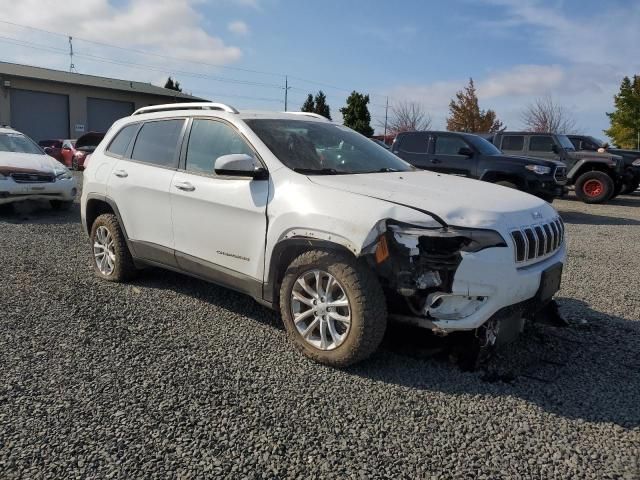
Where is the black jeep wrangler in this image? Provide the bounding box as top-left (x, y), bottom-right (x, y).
top-left (391, 131), bottom-right (566, 202)
top-left (487, 132), bottom-right (625, 204)
top-left (567, 135), bottom-right (640, 195)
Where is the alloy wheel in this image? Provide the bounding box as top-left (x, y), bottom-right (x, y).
top-left (290, 269), bottom-right (351, 351)
top-left (93, 225), bottom-right (116, 275)
top-left (583, 179), bottom-right (603, 197)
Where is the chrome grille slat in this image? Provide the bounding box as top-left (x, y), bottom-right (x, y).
top-left (511, 216), bottom-right (565, 264)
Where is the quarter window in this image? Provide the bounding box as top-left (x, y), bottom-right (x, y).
top-left (185, 119), bottom-right (254, 174)
top-left (501, 135), bottom-right (524, 151)
top-left (106, 124), bottom-right (138, 157)
top-left (529, 136), bottom-right (555, 152)
top-left (434, 136), bottom-right (469, 155)
top-left (131, 119), bottom-right (184, 167)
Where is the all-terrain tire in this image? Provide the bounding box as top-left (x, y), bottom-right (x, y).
top-left (90, 213), bottom-right (137, 282)
top-left (279, 249), bottom-right (387, 367)
top-left (574, 171), bottom-right (614, 204)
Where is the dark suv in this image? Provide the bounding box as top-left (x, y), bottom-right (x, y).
top-left (487, 132), bottom-right (625, 204)
top-left (567, 135), bottom-right (640, 194)
top-left (391, 131), bottom-right (566, 202)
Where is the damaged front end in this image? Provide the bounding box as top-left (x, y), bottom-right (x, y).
top-left (367, 219), bottom-right (507, 332)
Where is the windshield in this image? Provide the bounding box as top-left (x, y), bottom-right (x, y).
top-left (0, 133), bottom-right (44, 155)
top-left (244, 119), bottom-right (413, 174)
top-left (557, 135), bottom-right (576, 151)
top-left (465, 135), bottom-right (502, 155)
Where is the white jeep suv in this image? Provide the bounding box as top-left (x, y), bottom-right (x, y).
top-left (81, 103), bottom-right (566, 366)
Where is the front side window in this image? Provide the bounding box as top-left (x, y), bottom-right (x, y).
top-left (185, 119), bottom-right (254, 174)
top-left (501, 135), bottom-right (524, 151)
top-left (106, 124), bottom-right (138, 157)
top-left (434, 136), bottom-right (469, 155)
top-left (131, 119), bottom-right (184, 167)
top-left (0, 133), bottom-right (43, 155)
top-left (529, 135), bottom-right (555, 152)
top-left (245, 119), bottom-right (412, 174)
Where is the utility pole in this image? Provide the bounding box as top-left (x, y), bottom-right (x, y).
top-left (284, 76), bottom-right (288, 111)
top-left (68, 36), bottom-right (76, 73)
top-left (383, 96), bottom-right (389, 143)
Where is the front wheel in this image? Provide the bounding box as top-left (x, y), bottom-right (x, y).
top-left (574, 171), bottom-right (614, 204)
top-left (279, 249), bottom-right (387, 367)
top-left (90, 213), bottom-right (137, 282)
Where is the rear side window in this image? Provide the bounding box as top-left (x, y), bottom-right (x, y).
top-left (106, 124), bottom-right (138, 157)
top-left (501, 135), bottom-right (524, 151)
top-left (397, 134), bottom-right (429, 153)
top-left (131, 119), bottom-right (184, 167)
top-left (185, 119), bottom-right (254, 174)
top-left (434, 136), bottom-right (468, 155)
top-left (529, 135), bottom-right (554, 152)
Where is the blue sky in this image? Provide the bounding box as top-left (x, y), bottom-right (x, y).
top-left (1, 0), bottom-right (639, 136)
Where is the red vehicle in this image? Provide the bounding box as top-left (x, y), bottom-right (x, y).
top-left (39, 139), bottom-right (77, 167)
top-left (71, 132), bottom-right (105, 170)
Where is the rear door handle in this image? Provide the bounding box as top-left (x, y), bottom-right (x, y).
top-left (175, 181), bottom-right (195, 192)
top-left (113, 169), bottom-right (128, 178)
top-left (431, 158), bottom-right (441, 164)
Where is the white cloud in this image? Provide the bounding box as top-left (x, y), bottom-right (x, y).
top-left (228, 20), bottom-right (249, 36)
top-left (0, 0), bottom-right (242, 64)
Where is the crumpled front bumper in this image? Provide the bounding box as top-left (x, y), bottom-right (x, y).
top-left (427, 242), bottom-right (566, 332)
top-left (0, 178), bottom-right (78, 205)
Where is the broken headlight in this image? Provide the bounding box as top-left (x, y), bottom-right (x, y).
top-left (389, 223), bottom-right (507, 254)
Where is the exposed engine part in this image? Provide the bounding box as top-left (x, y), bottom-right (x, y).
top-left (416, 271), bottom-right (442, 289)
top-left (424, 293), bottom-right (487, 320)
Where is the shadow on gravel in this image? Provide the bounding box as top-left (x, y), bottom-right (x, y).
top-left (558, 210), bottom-right (640, 226)
top-left (349, 297), bottom-right (640, 429)
top-left (560, 192), bottom-right (640, 208)
top-left (0, 201), bottom-right (80, 225)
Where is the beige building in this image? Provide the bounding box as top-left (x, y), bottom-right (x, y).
top-left (0, 62), bottom-right (201, 142)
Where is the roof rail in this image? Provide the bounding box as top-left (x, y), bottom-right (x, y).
top-left (283, 112), bottom-right (331, 122)
top-left (132, 102), bottom-right (239, 116)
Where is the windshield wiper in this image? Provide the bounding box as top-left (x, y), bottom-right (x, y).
top-left (293, 168), bottom-right (343, 175)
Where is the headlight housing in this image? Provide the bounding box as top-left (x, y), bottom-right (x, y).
top-left (525, 164), bottom-right (552, 175)
top-left (389, 223), bottom-right (507, 254)
top-left (55, 168), bottom-right (73, 180)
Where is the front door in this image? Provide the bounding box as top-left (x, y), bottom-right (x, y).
top-left (432, 134), bottom-right (477, 177)
top-left (170, 118), bottom-right (269, 287)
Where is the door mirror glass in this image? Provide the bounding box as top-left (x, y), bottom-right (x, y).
top-left (214, 153), bottom-right (266, 179)
top-left (458, 146), bottom-right (474, 157)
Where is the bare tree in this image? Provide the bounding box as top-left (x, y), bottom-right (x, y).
top-left (381, 101), bottom-right (432, 136)
top-left (520, 96), bottom-right (578, 133)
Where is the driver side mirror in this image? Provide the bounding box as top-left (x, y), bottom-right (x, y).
top-left (458, 146), bottom-right (474, 157)
top-left (214, 153), bottom-right (267, 179)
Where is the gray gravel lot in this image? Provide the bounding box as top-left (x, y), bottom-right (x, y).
top-left (1, 175), bottom-right (639, 479)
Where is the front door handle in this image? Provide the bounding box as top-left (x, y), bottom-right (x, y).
top-left (113, 169), bottom-right (128, 178)
top-left (175, 181), bottom-right (195, 192)
top-left (431, 158), bottom-right (441, 164)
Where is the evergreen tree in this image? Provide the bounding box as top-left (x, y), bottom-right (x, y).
top-left (313, 90), bottom-right (332, 120)
top-left (446, 78), bottom-right (503, 133)
top-left (340, 91), bottom-right (374, 137)
top-left (605, 75), bottom-right (640, 149)
top-left (164, 77), bottom-right (182, 92)
top-left (301, 94), bottom-right (315, 113)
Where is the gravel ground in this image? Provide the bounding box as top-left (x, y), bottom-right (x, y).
top-left (1, 175), bottom-right (639, 479)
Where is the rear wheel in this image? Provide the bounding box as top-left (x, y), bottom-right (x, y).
top-left (279, 249), bottom-right (387, 367)
top-left (574, 171), bottom-right (614, 204)
top-left (71, 157), bottom-right (78, 171)
top-left (90, 213), bottom-right (137, 282)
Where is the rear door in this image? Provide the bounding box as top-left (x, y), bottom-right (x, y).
top-left (498, 134), bottom-right (526, 156)
top-left (170, 118), bottom-right (269, 285)
top-left (431, 134), bottom-right (477, 177)
top-left (107, 118), bottom-right (187, 265)
top-left (392, 133), bottom-right (433, 169)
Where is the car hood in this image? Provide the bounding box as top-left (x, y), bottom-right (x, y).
top-left (568, 150), bottom-right (621, 161)
top-left (0, 152), bottom-right (59, 174)
top-left (308, 170), bottom-right (556, 228)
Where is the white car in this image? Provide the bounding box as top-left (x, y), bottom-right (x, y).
top-left (0, 127), bottom-right (77, 209)
top-left (81, 103), bottom-right (566, 366)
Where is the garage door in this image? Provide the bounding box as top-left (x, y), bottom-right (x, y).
top-left (10, 89), bottom-right (69, 142)
top-left (87, 98), bottom-right (134, 132)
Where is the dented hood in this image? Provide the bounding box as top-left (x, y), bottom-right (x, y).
top-left (0, 152), bottom-right (59, 175)
top-left (308, 170), bottom-right (555, 228)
